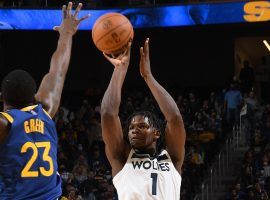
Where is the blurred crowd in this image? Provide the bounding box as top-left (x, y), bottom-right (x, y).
top-left (226, 103), bottom-right (270, 200)
top-left (55, 97), bottom-right (114, 200)
top-left (226, 58), bottom-right (270, 200)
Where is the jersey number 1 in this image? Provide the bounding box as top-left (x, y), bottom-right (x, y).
top-left (151, 173), bottom-right (158, 195)
top-left (21, 141), bottom-right (54, 177)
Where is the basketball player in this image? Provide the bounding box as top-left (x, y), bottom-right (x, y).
top-left (0, 2), bottom-right (89, 199)
top-left (101, 38), bottom-right (186, 199)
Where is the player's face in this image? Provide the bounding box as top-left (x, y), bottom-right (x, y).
top-left (128, 115), bottom-right (158, 150)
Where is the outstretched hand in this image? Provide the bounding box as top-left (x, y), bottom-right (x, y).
top-left (140, 38), bottom-right (152, 79)
top-left (103, 42), bottom-right (132, 69)
top-left (53, 2), bottom-right (90, 35)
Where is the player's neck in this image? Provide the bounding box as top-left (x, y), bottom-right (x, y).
top-left (134, 148), bottom-right (156, 157)
top-left (4, 104), bottom-right (14, 111)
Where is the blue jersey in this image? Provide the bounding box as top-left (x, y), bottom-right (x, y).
top-left (0, 104), bottom-right (61, 200)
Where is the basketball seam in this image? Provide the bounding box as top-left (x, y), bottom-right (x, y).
top-left (92, 13), bottom-right (123, 38)
top-left (95, 20), bottom-right (129, 47)
top-left (104, 26), bottom-right (133, 52)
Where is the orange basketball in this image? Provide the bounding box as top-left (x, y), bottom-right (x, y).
top-left (92, 12), bottom-right (134, 54)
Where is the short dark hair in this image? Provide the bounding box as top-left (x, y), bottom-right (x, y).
top-left (1, 70), bottom-right (37, 107)
top-left (124, 111), bottom-right (165, 151)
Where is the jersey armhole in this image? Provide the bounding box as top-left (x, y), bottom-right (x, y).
top-left (113, 149), bottom-right (134, 181)
top-left (34, 101), bottom-right (52, 119)
top-left (164, 149), bottom-right (182, 177)
top-left (42, 108), bottom-right (52, 119)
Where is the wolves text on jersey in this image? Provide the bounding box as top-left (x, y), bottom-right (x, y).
top-left (132, 160), bottom-right (170, 171)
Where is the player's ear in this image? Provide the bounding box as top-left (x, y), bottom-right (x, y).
top-left (153, 129), bottom-right (160, 141)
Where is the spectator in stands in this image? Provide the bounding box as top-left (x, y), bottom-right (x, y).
top-left (176, 94), bottom-right (183, 107)
top-left (235, 182), bottom-right (246, 199)
top-left (254, 182), bottom-right (268, 200)
top-left (59, 164), bottom-right (72, 184)
top-left (73, 164), bottom-right (88, 185)
top-left (206, 111), bottom-right (222, 137)
top-left (252, 128), bottom-right (263, 152)
top-left (228, 101), bottom-right (270, 200)
top-left (247, 190), bottom-right (255, 200)
top-left (79, 171), bottom-right (97, 199)
top-left (208, 91), bottom-right (218, 111)
top-left (201, 99), bottom-right (210, 114)
top-left (232, 75), bottom-right (241, 90)
top-left (243, 90), bottom-right (259, 144)
top-left (58, 152), bottom-right (71, 170)
top-left (191, 112), bottom-right (206, 132)
top-left (245, 91), bottom-right (259, 114)
top-left (55, 107), bottom-right (70, 124)
top-left (189, 92), bottom-right (200, 115)
top-left (227, 188), bottom-right (239, 200)
top-left (239, 60), bottom-right (255, 93)
top-left (224, 82), bottom-right (243, 126)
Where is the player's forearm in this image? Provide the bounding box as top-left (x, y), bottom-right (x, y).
top-left (144, 74), bottom-right (183, 122)
top-left (35, 33), bottom-right (73, 116)
top-left (101, 67), bottom-right (128, 116)
top-left (49, 33), bottom-right (73, 76)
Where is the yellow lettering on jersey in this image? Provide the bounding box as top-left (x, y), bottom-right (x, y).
top-left (21, 141), bottom-right (54, 178)
top-left (30, 119), bottom-right (35, 132)
top-left (24, 121), bottom-right (30, 133)
top-left (24, 119), bottom-right (44, 134)
top-left (244, 1), bottom-right (270, 22)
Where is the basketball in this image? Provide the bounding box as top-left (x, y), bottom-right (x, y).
top-left (92, 12), bottom-right (134, 54)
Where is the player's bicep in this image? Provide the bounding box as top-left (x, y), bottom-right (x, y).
top-left (101, 115), bottom-right (127, 160)
top-left (165, 119), bottom-right (186, 171)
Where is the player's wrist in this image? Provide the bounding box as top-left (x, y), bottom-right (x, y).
top-left (114, 65), bottom-right (128, 73)
top-left (59, 31), bottom-right (74, 37)
top-left (143, 73), bottom-right (154, 82)
top-left (58, 27), bottom-right (75, 36)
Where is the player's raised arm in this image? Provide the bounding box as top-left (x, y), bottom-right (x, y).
top-left (101, 43), bottom-right (132, 176)
top-left (140, 38), bottom-right (186, 173)
top-left (35, 2), bottom-right (89, 118)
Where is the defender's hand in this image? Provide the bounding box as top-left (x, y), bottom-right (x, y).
top-left (103, 42), bottom-right (132, 69)
top-left (53, 2), bottom-right (90, 36)
top-left (140, 38), bottom-right (152, 79)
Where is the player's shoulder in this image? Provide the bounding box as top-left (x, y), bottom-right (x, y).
top-left (0, 113), bottom-right (9, 126)
top-left (157, 149), bottom-right (172, 160)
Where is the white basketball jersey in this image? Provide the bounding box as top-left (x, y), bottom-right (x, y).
top-left (113, 149), bottom-right (182, 200)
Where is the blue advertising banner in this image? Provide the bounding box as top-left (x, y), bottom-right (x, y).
top-left (0, 1), bottom-right (269, 30)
